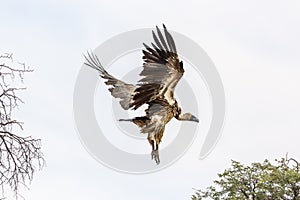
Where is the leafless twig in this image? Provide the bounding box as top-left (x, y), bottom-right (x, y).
top-left (0, 53), bottom-right (44, 199)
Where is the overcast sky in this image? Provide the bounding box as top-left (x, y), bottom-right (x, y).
top-left (1, 0), bottom-right (300, 199)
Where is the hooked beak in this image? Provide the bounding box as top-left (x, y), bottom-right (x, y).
top-left (190, 115), bottom-right (199, 123)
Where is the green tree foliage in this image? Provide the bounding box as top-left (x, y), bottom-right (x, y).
top-left (192, 156), bottom-right (300, 200)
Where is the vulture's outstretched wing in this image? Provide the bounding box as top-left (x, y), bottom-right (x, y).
top-left (84, 52), bottom-right (136, 110)
top-left (141, 100), bottom-right (174, 144)
top-left (131, 25), bottom-right (184, 109)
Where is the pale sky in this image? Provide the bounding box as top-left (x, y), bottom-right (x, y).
top-left (1, 0), bottom-right (300, 199)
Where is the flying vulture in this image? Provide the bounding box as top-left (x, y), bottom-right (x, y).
top-left (84, 25), bottom-right (199, 165)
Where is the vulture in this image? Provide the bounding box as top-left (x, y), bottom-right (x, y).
top-left (84, 25), bottom-right (199, 165)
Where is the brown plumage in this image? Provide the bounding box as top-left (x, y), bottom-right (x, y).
top-left (84, 24), bottom-right (199, 165)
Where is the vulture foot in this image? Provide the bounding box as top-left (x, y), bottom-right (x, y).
top-left (151, 150), bottom-right (160, 165)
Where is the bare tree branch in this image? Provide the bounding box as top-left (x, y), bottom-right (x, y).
top-left (0, 53), bottom-right (44, 199)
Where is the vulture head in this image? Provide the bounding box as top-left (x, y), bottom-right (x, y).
top-left (179, 113), bottom-right (199, 123)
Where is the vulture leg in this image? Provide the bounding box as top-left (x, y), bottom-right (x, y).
top-left (151, 148), bottom-right (160, 165)
top-left (149, 138), bottom-right (160, 165)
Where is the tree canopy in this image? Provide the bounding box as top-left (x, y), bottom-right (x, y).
top-left (192, 156), bottom-right (300, 200)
